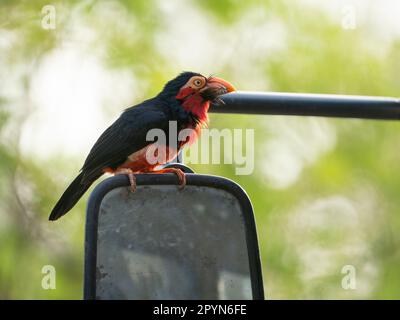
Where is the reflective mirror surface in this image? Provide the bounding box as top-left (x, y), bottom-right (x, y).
top-left (94, 185), bottom-right (253, 299)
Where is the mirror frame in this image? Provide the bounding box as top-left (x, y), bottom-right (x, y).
top-left (83, 173), bottom-right (264, 300)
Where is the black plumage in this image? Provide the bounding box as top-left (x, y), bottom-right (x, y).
top-left (49, 72), bottom-right (200, 221)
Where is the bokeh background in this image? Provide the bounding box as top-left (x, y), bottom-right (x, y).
top-left (1, 0), bottom-right (400, 299)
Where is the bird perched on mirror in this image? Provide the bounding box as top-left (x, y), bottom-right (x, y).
top-left (49, 71), bottom-right (236, 220)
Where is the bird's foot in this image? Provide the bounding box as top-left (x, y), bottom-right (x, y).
top-left (153, 168), bottom-right (186, 190)
top-left (115, 168), bottom-right (136, 192)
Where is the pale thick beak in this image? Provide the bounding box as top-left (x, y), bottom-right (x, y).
top-left (206, 76), bottom-right (236, 93)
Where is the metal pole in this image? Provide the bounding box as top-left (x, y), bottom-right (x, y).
top-left (211, 92), bottom-right (400, 120)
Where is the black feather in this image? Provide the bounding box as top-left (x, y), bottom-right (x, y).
top-left (158, 71), bottom-right (202, 98)
top-left (49, 172), bottom-right (99, 220)
top-left (49, 72), bottom-right (205, 220)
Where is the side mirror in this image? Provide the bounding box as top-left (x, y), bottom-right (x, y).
top-left (84, 168), bottom-right (264, 299)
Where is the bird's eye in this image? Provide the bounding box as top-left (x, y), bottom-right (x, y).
top-left (193, 78), bottom-right (204, 87)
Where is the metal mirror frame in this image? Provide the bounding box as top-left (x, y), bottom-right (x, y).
top-left (83, 172), bottom-right (264, 300)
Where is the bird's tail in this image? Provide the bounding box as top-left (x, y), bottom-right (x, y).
top-left (49, 172), bottom-right (97, 221)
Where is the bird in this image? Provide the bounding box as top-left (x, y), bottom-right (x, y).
top-left (49, 71), bottom-right (236, 220)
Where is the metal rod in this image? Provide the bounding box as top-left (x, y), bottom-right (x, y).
top-left (211, 92), bottom-right (400, 120)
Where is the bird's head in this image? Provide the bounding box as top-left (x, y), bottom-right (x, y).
top-left (160, 71), bottom-right (236, 123)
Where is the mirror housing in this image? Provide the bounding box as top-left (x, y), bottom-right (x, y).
top-left (84, 171), bottom-right (264, 299)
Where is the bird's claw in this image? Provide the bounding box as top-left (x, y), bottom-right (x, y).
top-left (115, 167), bottom-right (186, 191)
top-left (115, 168), bottom-right (137, 192)
top-left (175, 169), bottom-right (186, 190)
top-left (154, 167), bottom-right (186, 190)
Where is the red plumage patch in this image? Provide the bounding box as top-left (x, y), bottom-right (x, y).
top-left (181, 93), bottom-right (210, 145)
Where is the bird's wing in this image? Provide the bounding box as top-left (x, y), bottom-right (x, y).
top-left (80, 103), bottom-right (168, 183)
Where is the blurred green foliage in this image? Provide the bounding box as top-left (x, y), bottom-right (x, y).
top-left (0, 0), bottom-right (399, 299)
